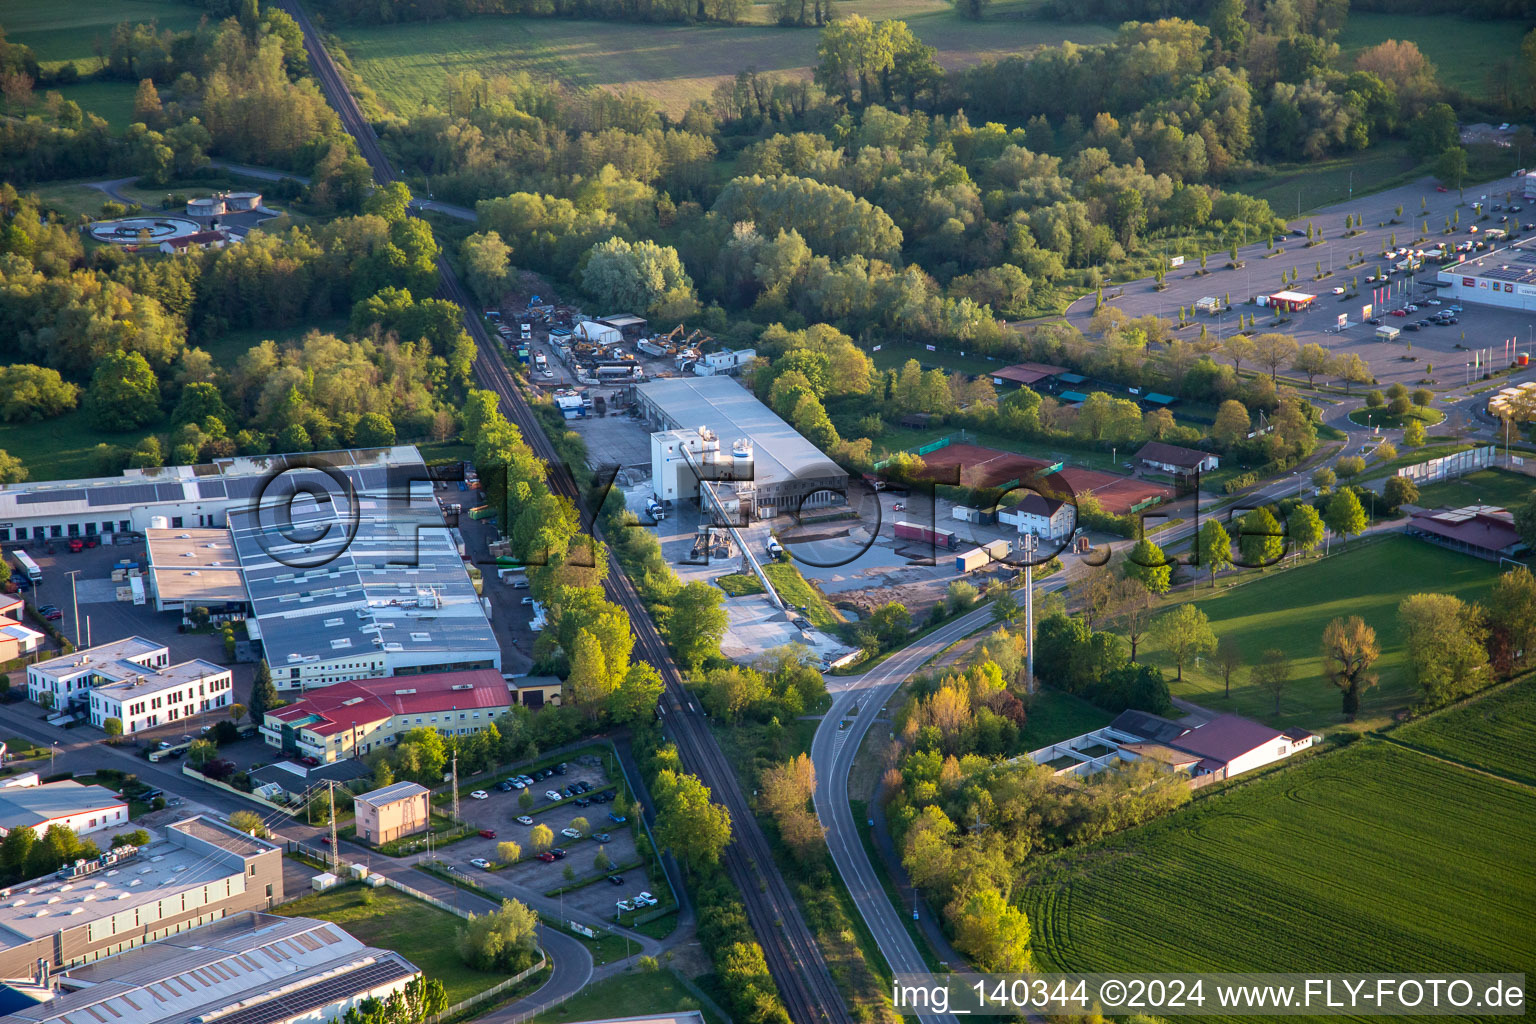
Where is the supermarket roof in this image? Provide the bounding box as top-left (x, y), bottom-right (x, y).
top-left (636, 376), bottom-right (845, 487)
top-left (1269, 290), bottom-right (1316, 302)
top-left (1445, 236), bottom-right (1536, 284)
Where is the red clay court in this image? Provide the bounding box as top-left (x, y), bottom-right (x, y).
top-left (915, 443), bottom-right (1052, 489)
top-left (1056, 467), bottom-right (1173, 516)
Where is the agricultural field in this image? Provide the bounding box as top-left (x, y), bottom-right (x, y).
top-left (1335, 13), bottom-right (1535, 102)
top-left (1146, 535), bottom-right (1503, 732)
top-left (1023, 740), bottom-right (1536, 999)
top-left (1411, 468), bottom-right (1536, 513)
top-left (1391, 677), bottom-right (1536, 786)
top-left (4, 0), bottom-right (207, 70)
top-left (332, 6), bottom-right (1111, 117)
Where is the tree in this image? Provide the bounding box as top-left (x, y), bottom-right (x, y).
top-left (1197, 518), bottom-right (1231, 587)
top-left (1251, 648), bottom-right (1292, 715)
top-left (1287, 503), bottom-right (1325, 560)
top-left (653, 768), bottom-right (731, 872)
top-left (1213, 636), bottom-right (1243, 698)
top-left (1434, 147), bottom-right (1469, 190)
top-left (1236, 506), bottom-right (1284, 568)
top-left (1402, 418), bottom-right (1426, 447)
top-left (990, 589), bottom-right (1020, 626)
top-left (1212, 400), bottom-right (1250, 447)
top-left (1150, 604), bottom-right (1216, 682)
top-left (84, 351), bottom-right (160, 431)
top-left (760, 754), bottom-right (822, 861)
top-left (462, 231), bottom-right (512, 305)
top-left (1293, 343), bottom-right (1332, 386)
top-left (132, 78), bottom-right (162, 122)
top-left (1320, 615), bottom-right (1379, 721)
top-left (188, 738), bottom-right (217, 766)
top-left (1398, 593), bottom-right (1487, 706)
top-left (1335, 455), bottom-right (1366, 479)
top-left (948, 888), bottom-right (1032, 971)
top-left (103, 717), bottom-right (123, 740)
top-left (230, 702), bottom-right (247, 724)
top-left (1383, 475), bottom-right (1418, 510)
top-left (667, 582), bottom-right (727, 670)
top-left (352, 412), bottom-right (395, 448)
top-left (496, 840), bottom-right (521, 864)
top-left (519, 788), bottom-right (534, 811)
top-left (594, 846), bottom-right (612, 872)
top-left (249, 661), bottom-right (280, 725)
top-left (1123, 538), bottom-right (1171, 598)
top-left (1374, 441), bottom-right (1397, 463)
top-left (947, 580), bottom-right (979, 614)
top-left (566, 629), bottom-right (612, 719)
top-left (228, 810), bottom-right (269, 838)
top-left (582, 237), bottom-right (696, 316)
top-left (1311, 466), bottom-right (1336, 491)
top-left (1486, 567), bottom-right (1536, 676)
top-left (457, 899), bottom-right (539, 972)
top-left (1252, 333), bottom-right (1300, 383)
top-left (529, 824), bottom-right (554, 854)
top-left (1325, 489), bottom-right (1367, 545)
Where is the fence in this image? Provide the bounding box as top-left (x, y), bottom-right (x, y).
top-left (873, 432), bottom-right (960, 470)
top-left (1396, 444), bottom-right (1494, 484)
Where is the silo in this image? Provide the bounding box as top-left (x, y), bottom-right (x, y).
top-left (223, 191), bottom-right (262, 212)
top-left (186, 196), bottom-right (225, 219)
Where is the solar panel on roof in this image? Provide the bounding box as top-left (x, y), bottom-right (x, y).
top-left (87, 484), bottom-right (158, 507)
top-left (17, 489), bottom-right (84, 504)
top-left (198, 480), bottom-right (228, 499)
top-left (156, 482), bottom-right (186, 501)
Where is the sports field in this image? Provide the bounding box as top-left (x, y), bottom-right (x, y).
top-left (915, 441), bottom-right (1050, 490)
top-left (1392, 677), bottom-right (1536, 786)
top-left (1055, 466), bottom-right (1171, 516)
top-left (331, 4), bottom-right (1112, 116)
top-left (1412, 468), bottom-right (1535, 513)
top-left (1151, 535), bottom-right (1503, 731)
top-left (1335, 13), bottom-right (1535, 101)
top-left (1023, 739), bottom-right (1536, 994)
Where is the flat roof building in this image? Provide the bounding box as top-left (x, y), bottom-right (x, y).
top-left (0, 816), bottom-right (283, 979)
top-left (635, 376), bottom-right (847, 520)
top-left (25, 638), bottom-right (168, 713)
top-left (1437, 237), bottom-right (1536, 310)
top-left (143, 527), bottom-right (246, 613)
top-left (0, 781), bottom-right (127, 840)
top-left (1407, 504), bottom-right (1524, 561)
top-left (26, 637), bottom-right (231, 732)
top-left (0, 910), bottom-right (419, 1024)
top-left (260, 668), bottom-right (511, 763)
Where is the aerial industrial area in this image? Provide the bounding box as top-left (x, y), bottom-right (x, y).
top-left (0, 0), bottom-right (1533, 1022)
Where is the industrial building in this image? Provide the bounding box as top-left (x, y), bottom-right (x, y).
top-left (0, 816), bottom-right (283, 979)
top-left (258, 668), bottom-right (513, 763)
top-left (353, 781), bottom-right (431, 845)
top-left (1437, 237), bottom-right (1536, 310)
top-left (26, 637), bottom-right (232, 733)
top-left (0, 911), bottom-right (419, 1024)
top-left (143, 527), bottom-right (247, 613)
top-left (0, 781), bottom-right (127, 840)
top-left (635, 376), bottom-right (848, 519)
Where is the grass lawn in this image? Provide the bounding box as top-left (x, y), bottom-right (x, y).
top-left (1346, 404), bottom-right (1443, 429)
top-left (0, 406), bottom-right (165, 483)
top-left (24, 180), bottom-right (117, 222)
top-left (716, 572), bottom-right (766, 596)
top-left (1411, 468), bottom-right (1536, 512)
top-left (201, 318), bottom-right (352, 370)
top-left (4, 0), bottom-right (207, 70)
top-left (764, 560), bottom-right (845, 628)
top-left (1018, 688), bottom-right (1113, 749)
top-left (333, 9), bottom-right (1109, 118)
top-left (528, 967), bottom-right (723, 1024)
top-left (1145, 535), bottom-right (1503, 732)
top-left (48, 79), bottom-right (140, 131)
top-left (868, 342), bottom-right (1012, 377)
top-left (272, 885), bottom-right (508, 1006)
top-left (1391, 676), bottom-right (1536, 786)
top-left (1334, 13), bottom-right (1536, 101)
top-left (1231, 141), bottom-right (1423, 218)
top-left (1022, 739), bottom-right (1536, 994)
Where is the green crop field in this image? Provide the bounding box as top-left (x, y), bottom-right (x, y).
top-left (1335, 13), bottom-right (1535, 101)
top-left (1392, 677), bottom-right (1536, 786)
top-left (1023, 740), bottom-right (1536, 1003)
top-left (3, 0), bottom-right (208, 70)
top-left (1411, 468), bottom-right (1535, 513)
top-left (1146, 535), bottom-right (1503, 732)
top-left (332, 5), bottom-right (1111, 117)
top-left (49, 80), bottom-right (140, 130)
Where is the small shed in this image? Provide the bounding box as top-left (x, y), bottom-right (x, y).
top-left (311, 872), bottom-right (339, 892)
top-left (1376, 325), bottom-right (1401, 341)
top-left (1194, 296), bottom-right (1222, 314)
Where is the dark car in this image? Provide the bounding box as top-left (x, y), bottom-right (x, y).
top-left (550, 848), bottom-right (567, 859)
top-left (1443, 316), bottom-right (1459, 324)
top-left (555, 763), bottom-right (568, 775)
top-left (495, 781), bottom-right (514, 793)
top-left (1367, 317), bottom-right (1382, 325)
top-left (575, 798), bottom-right (591, 807)
top-left (576, 781), bottom-right (591, 793)
top-left (1403, 322), bottom-right (1420, 331)
top-left (608, 812), bottom-right (628, 824)
top-left (607, 874), bottom-right (625, 886)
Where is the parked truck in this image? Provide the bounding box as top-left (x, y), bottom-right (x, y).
top-left (894, 520), bottom-right (959, 550)
top-left (636, 339), bottom-right (668, 357)
top-left (955, 539), bottom-right (1010, 573)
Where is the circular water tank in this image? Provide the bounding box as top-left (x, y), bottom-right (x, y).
top-left (149, 515), bottom-right (169, 530)
top-left (223, 192), bottom-right (261, 212)
top-left (186, 197), bottom-right (225, 218)
top-left (732, 438), bottom-right (754, 460)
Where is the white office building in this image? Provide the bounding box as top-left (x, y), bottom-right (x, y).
top-left (26, 637), bottom-right (230, 731)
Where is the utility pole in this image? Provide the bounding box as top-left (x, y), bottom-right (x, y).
top-left (1021, 533), bottom-right (1038, 695)
top-left (64, 569), bottom-right (81, 648)
top-left (328, 781), bottom-right (339, 874)
top-left (451, 754), bottom-right (460, 825)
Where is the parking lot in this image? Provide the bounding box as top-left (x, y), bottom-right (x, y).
top-left (445, 752), bottom-right (655, 917)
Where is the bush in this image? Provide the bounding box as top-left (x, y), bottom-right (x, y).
top-left (456, 899), bottom-right (539, 972)
top-left (1224, 471), bottom-right (1258, 494)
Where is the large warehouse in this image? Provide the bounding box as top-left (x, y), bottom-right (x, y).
top-left (1436, 237), bottom-right (1536, 310)
top-left (635, 376), bottom-right (848, 519)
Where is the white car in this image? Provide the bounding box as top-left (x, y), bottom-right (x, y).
top-left (510, 780), bottom-right (526, 789)
top-left (545, 790), bottom-right (562, 801)
top-left (1331, 286), bottom-right (1345, 295)
top-left (561, 827), bottom-right (582, 839)
top-left (470, 858), bottom-right (491, 869)
top-left (470, 790), bottom-right (489, 800)
top-left (521, 596), bottom-right (534, 605)
top-left (1426, 298), bottom-right (1441, 305)
top-left (616, 900), bottom-right (634, 912)
top-left (637, 891), bottom-right (656, 905)
top-left (517, 775), bottom-right (534, 786)
top-left (541, 370), bottom-right (555, 379)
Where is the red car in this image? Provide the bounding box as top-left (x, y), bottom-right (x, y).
top-left (1436, 186), bottom-right (1448, 192)
top-left (299, 756), bottom-right (320, 767)
top-left (537, 852), bottom-right (556, 863)
top-left (67, 538), bottom-right (83, 553)
top-left (320, 837), bottom-right (333, 845)
top-left (1390, 309), bottom-right (1408, 317)
top-left (478, 829), bottom-right (497, 839)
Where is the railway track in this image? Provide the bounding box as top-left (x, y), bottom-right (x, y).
top-left (277, 5), bottom-right (850, 1021)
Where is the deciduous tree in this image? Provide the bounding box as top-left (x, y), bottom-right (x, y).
top-left (1320, 615), bottom-right (1379, 721)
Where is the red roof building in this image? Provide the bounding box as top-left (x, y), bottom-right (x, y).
top-left (990, 362), bottom-right (1068, 388)
top-left (1407, 505), bottom-right (1524, 561)
top-left (259, 669), bottom-right (514, 763)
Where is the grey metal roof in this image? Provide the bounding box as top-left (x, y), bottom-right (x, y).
top-left (636, 376), bottom-right (846, 488)
top-left (29, 638), bottom-right (163, 682)
top-left (0, 911), bottom-right (419, 1024)
top-left (356, 781), bottom-right (429, 806)
top-left (0, 782), bottom-right (124, 833)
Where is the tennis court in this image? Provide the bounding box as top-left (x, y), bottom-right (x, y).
top-left (1057, 467), bottom-right (1173, 515)
top-left (915, 443), bottom-right (1053, 489)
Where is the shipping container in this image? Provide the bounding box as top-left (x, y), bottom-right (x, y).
top-left (469, 505), bottom-right (496, 520)
top-left (955, 539), bottom-right (1010, 573)
top-left (894, 520), bottom-right (959, 550)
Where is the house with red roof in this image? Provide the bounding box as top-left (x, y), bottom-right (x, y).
top-left (259, 668), bottom-right (514, 764)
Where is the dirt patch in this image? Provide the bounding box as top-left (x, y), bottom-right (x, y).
top-left (837, 577), bottom-right (947, 621)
